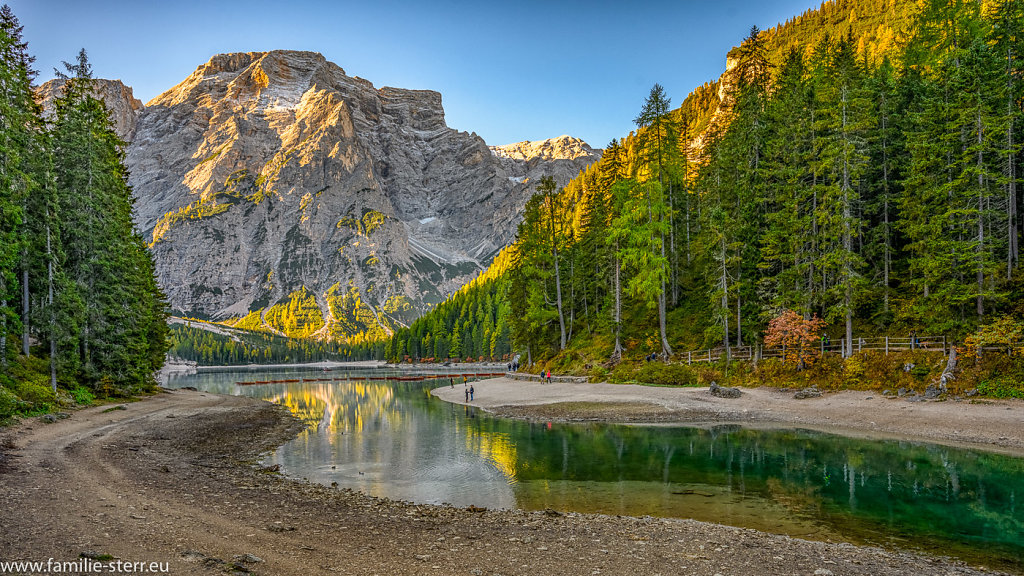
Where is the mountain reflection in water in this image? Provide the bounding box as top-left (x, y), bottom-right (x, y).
top-left (164, 368), bottom-right (1024, 570)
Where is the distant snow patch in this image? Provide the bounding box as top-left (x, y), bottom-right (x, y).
top-left (419, 217), bottom-right (437, 224)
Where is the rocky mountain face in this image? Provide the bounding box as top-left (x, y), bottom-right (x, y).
top-left (35, 78), bottom-right (144, 142)
top-left (490, 135), bottom-right (599, 185)
top-left (38, 51), bottom-right (600, 341)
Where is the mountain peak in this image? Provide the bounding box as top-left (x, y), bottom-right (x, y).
top-left (490, 135), bottom-right (599, 163)
top-left (201, 50), bottom-right (329, 76)
top-left (34, 78), bottom-right (143, 142)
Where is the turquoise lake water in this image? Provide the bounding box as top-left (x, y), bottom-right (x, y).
top-left (164, 366), bottom-right (1024, 571)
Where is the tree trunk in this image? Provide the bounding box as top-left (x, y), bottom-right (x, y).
top-left (720, 236), bottom-right (731, 360)
top-left (881, 95), bottom-right (892, 312)
top-left (668, 180), bottom-right (678, 306)
top-left (842, 86), bottom-right (853, 358)
top-left (977, 110), bottom-right (985, 319)
top-left (659, 228), bottom-right (672, 358)
top-left (612, 250), bottom-right (623, 360)
top-left (547, 192), bottom-right (566, 350)
top-left (736, 267), bottom-right (743, 348)
top-left (1008, 46), bottom-right (1018, 277)
top-left (0, 298), bottom-right (6, 368)
top-left (567, 257), bottom-right (575, 344)
top-left (47, 225), bottom-right (57, 393)
top-left (22, 195), bottom-right (29, 356)
top-left (21, 268), bottom-right (29, 356)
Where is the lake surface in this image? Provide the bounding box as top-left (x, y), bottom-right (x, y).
top-left (164, 366), bottom-right (1024, 570)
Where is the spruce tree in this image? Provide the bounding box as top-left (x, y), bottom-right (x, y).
top-left (51, 49), bottom-right (168, 392)
top-left (0, 5), bottom-right (34, 367)
top-left (814, 35), bottom-right (872, 355)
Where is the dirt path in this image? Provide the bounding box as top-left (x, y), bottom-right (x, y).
top-left (434, 378), bottom-right (1024, 456)
top-left (0, 389), bottom-right (1009, 575)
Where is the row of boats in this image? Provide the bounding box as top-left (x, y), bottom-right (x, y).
top-left (235, 373), bottom-right (506, 386)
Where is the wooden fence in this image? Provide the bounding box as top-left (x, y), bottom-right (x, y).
top-left (681, 335), bottom-right (949, 364)
top-left (678, 336), bottom-right (1024, 364)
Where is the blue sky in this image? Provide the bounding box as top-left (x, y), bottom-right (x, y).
top-left (9, 0), bottom-right (822, 147)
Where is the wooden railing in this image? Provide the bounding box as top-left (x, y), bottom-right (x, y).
top-left (679, 335), bottom-right (950, 364)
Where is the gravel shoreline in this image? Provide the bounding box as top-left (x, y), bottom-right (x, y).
top-left (0, 388), bottom-right (1018, 575)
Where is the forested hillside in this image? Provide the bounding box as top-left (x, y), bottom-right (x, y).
top-left (0, 6), bottom-right (168, 417)
top-left (386, 0), bottom-right (1024, 372)
top-left (168, 320), bottom-right (381, 365)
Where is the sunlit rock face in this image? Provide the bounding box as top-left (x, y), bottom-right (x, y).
top-left (39, 51), bottom-right (600, 340)
top-left (35, 78), bottom-right (144, 142)
top-left (489, 135), bottom-right (600, 186)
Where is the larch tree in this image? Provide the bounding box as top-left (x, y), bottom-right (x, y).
top-left (631, 84), bottom-right (675, 358)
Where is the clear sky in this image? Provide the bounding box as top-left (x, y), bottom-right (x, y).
top-left (8, 0), bottom-right (822, 147)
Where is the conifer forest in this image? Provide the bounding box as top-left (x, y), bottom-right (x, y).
top-left (0, 7), bottom-right (168, 414)
top-left (386, 0), bottom-right (1024, 379)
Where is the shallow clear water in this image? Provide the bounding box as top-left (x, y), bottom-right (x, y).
top-left (165, 367), bottom-right (1024, 570)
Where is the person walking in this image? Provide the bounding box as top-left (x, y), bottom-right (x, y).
top-left (450, 377), bottom-right (454, 389)
top-left (469, 385), bottom-right (474, 401)
top-left (546, 369), bottom-right (551, 384)
top-left (465, 387), bottom-right (469, 402)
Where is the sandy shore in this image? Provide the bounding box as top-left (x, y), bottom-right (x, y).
top-left (0, 389), bottom-right (1012, 575)
top-left (433, 377), bottom-right (1024, 456)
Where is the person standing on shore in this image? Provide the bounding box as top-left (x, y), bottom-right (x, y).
top-left (470, 385), bottom-right (475, 401)
top-left (450, 377), bottom-right (454, 389)
top-left (465, 387), bottom-right (469, 402)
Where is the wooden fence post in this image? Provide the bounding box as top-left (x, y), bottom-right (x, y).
top-left (885, 336), bottom-right (889, 355)
top-left (687, 351), bottom-right (691, 365)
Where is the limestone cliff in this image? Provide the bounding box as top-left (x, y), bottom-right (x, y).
top-left (35, 78), bottom-right (143, 142)
top-left (489, 135), bottom-right (600, 187)
top-left (40, 51), bottom-right (599, 341)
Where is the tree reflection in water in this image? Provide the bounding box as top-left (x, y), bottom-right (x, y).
top-left (166, 368), bottom-right (1024, 570)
